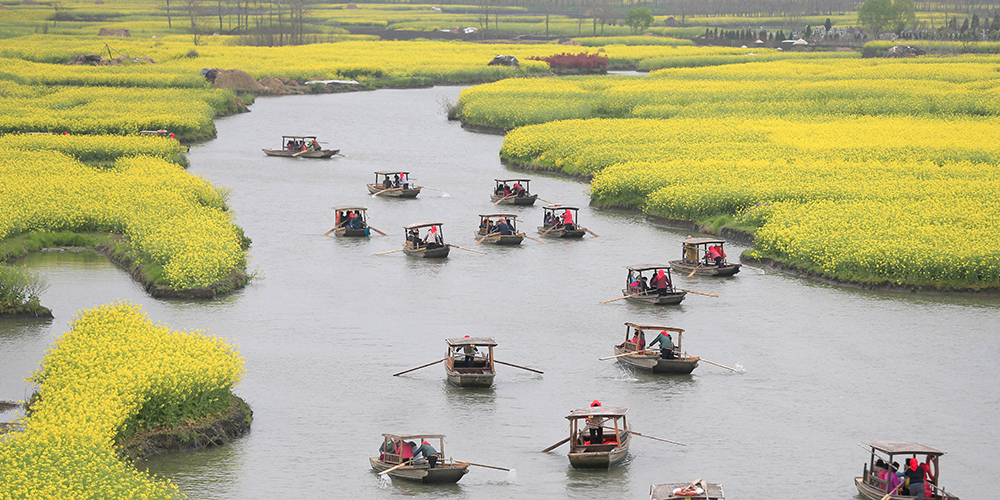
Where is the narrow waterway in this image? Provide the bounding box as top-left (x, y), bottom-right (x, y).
top-left (1, 86), bottom-right (997, 499)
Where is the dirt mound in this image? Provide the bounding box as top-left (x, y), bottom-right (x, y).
top-left (346, 2), bottom-right (358, 8)
top-left (886, 45), bottom-right (926, 57)
top-left (98, 28), bottom-right (131, 37)
top-left (258, 76), bottom-right (288, 94)
top-left (213, 69), bottom-right (265, 92)
top-left (557, 38), bottom-right (581, 46)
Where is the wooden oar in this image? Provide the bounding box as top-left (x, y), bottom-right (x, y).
top-left (475, 233), bottom-right (498, 245)
top-left (629, 430), bottom-right (686, 446)
top-left (600, 293), bottom-right (639, 304)
top-left (494, 359), bottom-right (543, 374)
top-left (392, 358), bottom-right (444, 376)
top-left (370, 187), bottom-right (398, 197)
top-left (880, 481), bottom-right (904, 500)
top-left (292, 149), bottom-right (309, 157)
top-left (448, 244), bottom-right (486, 255)
top-left (378, 458), bottom-right (414, 475)
top-left (538, 225), bottom-right (558, 238)
top-left (375, 248), bottom-right (404, 256)
top-left (679, 289), bottom-right (718, 297)
top-left (368, 226), bottom-right (388, 236)
top-left (323, 228), bottom-right (338, 236)
top-left (462, 461), bottom-right (510, 471)
top-left (688, 262), bottom-right (703, 278)
top-left (599, 349), bottom-right (655, 360)
top-left (584, 228), bottom-right (600, 237)
top-left (697, 357), bottom-right (741, 373)
top-left (541, 436), bottom-right (570, 452)
top-left (537, 197), bottom-right (557, 205)
top-left (740, 263), bottom-right (764, 272)
top-left (523, 234), bottom-right (547, 244)
top-left (493, 194), bottom-right (514, 205)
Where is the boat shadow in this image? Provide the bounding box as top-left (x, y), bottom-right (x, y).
top-left (564, 456), bottom-right (632, 491)
top-left (441, 380), bottom-right (497, 409)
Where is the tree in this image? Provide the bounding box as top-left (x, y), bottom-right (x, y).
top-left (857, 0), bottom-right (915, 36)
top-left (625, 7), bottom-right (653, 35)
top-left (824, 17), bottom-right (832, 33)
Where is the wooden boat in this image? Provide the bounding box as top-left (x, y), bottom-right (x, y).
top-left (371, 433), bottom-right (470, 484)
top-left (330, 206), bottom-right (371, 237)
top-left (444, 337), bottom-right (496, 387)
top-left (855, 441), bottom-right (959, 499)
top-left (262, 135), bottom-right (339, 158)
top-left (537, 205), bottom-right (586, 238)
top-left (650, 481), bottom-right (725, 500)
top-left (490, 178), bottom-right (537, 205)
top-left (402, 222), bottom-right (450, 258)
top-left (474, 214), bottom-right (525, 245)
top-left (367, 171), bottom-right (422, 198)
top-left (622, 265), bottom-right (686, 305)
top-left (669, 237), bottom-right (741, 277)
top-left (565, 405), bottom-right (631, 469)
top-left (613, 323), bottom-right (699, 374)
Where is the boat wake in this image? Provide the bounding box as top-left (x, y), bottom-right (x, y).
top-left (506, 468), bottom-right (517, 483)
top-left (734, 363), bottom-right (746, 374)
top-left (376, 474), bottom-right (391, 489)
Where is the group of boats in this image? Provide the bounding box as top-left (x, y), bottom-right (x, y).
top-left (291, 148), bottom-right (960, 498)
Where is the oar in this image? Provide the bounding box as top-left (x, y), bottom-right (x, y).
top-left (378, 458), bottom-right (415, 475)
top-left (493, 194), bottom-right (514, 205)
top-left (537, 197), bottom-right (557, 205)
top-left (698, 357), bottom-right (742, 373)
top-left (462, 461), bottom-right (510, 471)
top-left (541, 436), bottom-right (570, 452)
top-left (475, 233), bottom-right (498, 245)
top-left (880, 481), bottom-right (904, 500)
top-left (375, 248), bottom-right (405, 256)
top-left (538, 225), bottom-right (558, 238)
top-left (600, 293), bottom-right (639, 304)
top-left (370, 187), bottom-right (397, 197)
top-left (323, 228), bottom-right (338, 236)
top-left (584, 228), bottom-right (600, 237)
top-left (418, 186), bottom-right (446, 193)
top-left (292, 149), bottom-right (308, 157)
top-left (368, 226), bottom-right (388, 236)
top-left (523, 234), bottom-right (547, 244)
top-left (448, 244), bottom-right (486, 255)
top-left (599, 349), bottom-right (656, 360)
top-left (392, 358), bottom-right (444, 376)
top-left (740, 263), bottom-right (764, 272)
top-left (687, 263), bottom-right (703, 278)
top-left (679, 289), bottom-right (718, 297)
top-left (629, 430), bottom-right (686, 446)
top-left (494, 359), bottom-right (543, 374)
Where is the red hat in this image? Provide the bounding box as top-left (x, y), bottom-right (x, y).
top-left (591, 400), bottom-right (601, 407)
top-left (909, 458), bottom-right (919, 471)
top-left (464, 335), bottom-right (470, 338)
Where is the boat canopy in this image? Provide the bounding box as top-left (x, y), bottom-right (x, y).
top-left (566, 407), bottom-right (629, 419)
top-left (382, 433), bottom-right (447, 441)
top-left (479, 214), bottom-right (517, 219)
top-left (375, 170), bottom-right (410, 175)
top-left (332, 206), bottom-right (367, 212)
top-left (543, 205), bottom-right (578, 211)
top-left (626, 323), bottom-right (684, 334)
top-left (281, 135), bottom-right (317, 141)
top-left (446, 337), bottom-right (497, 347)
top-left (863, 441), bottom-right (946, 456)
top-left (681, 237), bottom-right (726, 246)
top-left (495, 178), bottom-right (530, 184)
top-left (403, 222), bottom-right (444, 230)
top-left (626, 264), bottom-right (672, 272)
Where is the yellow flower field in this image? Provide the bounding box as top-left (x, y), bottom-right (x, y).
top-left (0, 301), bottom-right (244, 500)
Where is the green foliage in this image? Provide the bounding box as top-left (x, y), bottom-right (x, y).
top-left (625, 7), bottom-right (653, 35)
top-left (858, 0), bottom-right (915, 35)
top-left (0, 265), bottom-right (47, 308)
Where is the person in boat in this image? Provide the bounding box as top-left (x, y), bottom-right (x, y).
top-left (651, 269), bottom-right (671, 296)
top-left (513, 181), bottom-right (526, 197)
top-left (424, 226), bottom-right (443, 249)
top-left (383, 175), bottom-right (393, 190)
top-left (461, 336), bottom-right (478, 368)
top-left (479, 218), bottom-right (489, 234)
top-left (877, 461), bottom-right (902, 495)
top-left (285, 140), bottom-right (295, 151)
top-left (707, 245), bottom-right (725, 267)
top-left (408, 229), bottom-right (421, 248)
top-left (562, 209), bottom-right (574, 230)
top-left (903, 457), bottom-right (935, 498)
top-left (621, 330), bottom-right (645, 350)
top-left (637, 276), bottom-right (650, 295)
top-left (585, 400), bottom-right (605, 444)
top-left (647, 330), bottom-right (675, 359)
top-left (496, 218), bottom-right (512, 236)
top-left (347, 212), bottom-right (364, 230)
top-left (379, 437), bottom-right (399, 459)
top-left (309, 139), bottom-right (320, 151)
top-left (400, 172), bottom-right (408, 190)
top-left (411, 440), bottom-right (440, 468)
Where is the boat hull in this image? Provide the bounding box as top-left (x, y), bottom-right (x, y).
top-left (370, 457), bottom-right (469, 484)
top-left (403, 245), bottom-right (450, 258)
top-left (262, 149), bottom-right (338, 158)
top-left (854, 477), bottom-right (958, 500)
top-left (368, 184), bottom-right (421, 198)
top-left (613, 346), bottom-right (698, 374)
top-left (537, 225), bottom-right (586, 238)
top-left (474, 232), bottom-right (524, 245)
top-left (335, 227), bottom-right (369, 237)
top-left (621, 289), bottom-right (686, 305)
top-left (491, 194), bottom-right (537, 205)
top-left (568, 432), bottom-right (630, 469)
top-left (669, 260), bottom-right (741, 277)
top-left (446, 368), bottom-right (496, 387)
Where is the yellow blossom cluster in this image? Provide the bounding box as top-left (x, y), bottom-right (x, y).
top-left (0, 301), bottom-right (244, 500)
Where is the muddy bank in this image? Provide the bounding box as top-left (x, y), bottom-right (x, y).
top-left (117, 394), bottom-right (253, 462)
top-left (97, 238), bottom-right (248, 299)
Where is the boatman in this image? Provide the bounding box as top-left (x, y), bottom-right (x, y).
top-left (399, 172), bottom-right (408, 190)
top-left (412, 440), bottom-right (440, 468)
top-left (586, 400), bottom-right (605, 444)
top-left (424, 226), bottom-right (443, 249)
top-left (496, 218), bottom-right (512, 236)
top-left (462, 335), bottom-right (478, 368)
top-left (647, 330), bottom-right (675, 359)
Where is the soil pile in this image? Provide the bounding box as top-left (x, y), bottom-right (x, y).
top-left (213, 69), bottom-right (265, 92)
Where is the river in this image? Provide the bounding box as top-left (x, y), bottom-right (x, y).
top-left (1, 86), bottom-right (997, 499)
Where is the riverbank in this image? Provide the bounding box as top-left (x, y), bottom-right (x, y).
top-left (117, 393), bottom-right (252, 462)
